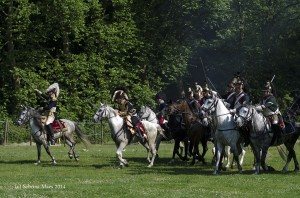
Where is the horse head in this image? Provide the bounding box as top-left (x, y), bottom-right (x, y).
top-left (93, 103), bottom-right (108, 122)
top-left (17, 105), bottom-right (32, 126)
top-left (137, 106), bottom-right (149, 120)
top-left (167, 99), bottom-right (190, 115)
top-left (200, 95), bottom-right (218, 115)
top-left (236, 106), bottom-right (253, 128)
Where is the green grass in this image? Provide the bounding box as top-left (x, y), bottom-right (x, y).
top-left (0, 142), bottom-right (300, 198)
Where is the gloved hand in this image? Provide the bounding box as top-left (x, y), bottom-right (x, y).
top-left (255, 105), bottom-right (265, 111)
top-left (229, 109), bottom-right (236, 114)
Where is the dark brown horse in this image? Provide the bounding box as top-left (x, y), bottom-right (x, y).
top-left (167, 99), bottom-right (209, 165)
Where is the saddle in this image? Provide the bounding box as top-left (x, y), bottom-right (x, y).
top-left (52, 120), bottom-right (67, 133)
top-left (136, 121), bottom-right (146, 135)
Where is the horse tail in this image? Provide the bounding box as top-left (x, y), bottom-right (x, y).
top-left (156, 124), bottom-right (167, 140)
top-left (74, 123), bottom-right (91, 148)
top-left (276, 145), bottom-right (287, 162)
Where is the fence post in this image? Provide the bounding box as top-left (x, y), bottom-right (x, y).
top-left (93, 124), bottom-right (96, 144)
top-left (4, 120), bottom-right (9, 145)
top-left (101, 122), bottom-right (103, 145)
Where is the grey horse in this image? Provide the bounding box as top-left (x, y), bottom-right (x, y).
top-left (93, 104), bottom-right (164, 168)
top-left (236, 104), bottom-right (299, 174)
top-left (17, 106), bottom-right (90, 164)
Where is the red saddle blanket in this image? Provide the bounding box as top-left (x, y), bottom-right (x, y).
top-left (51, 120), bottom-right (66, 131)
top-left (136, 122), bottom-right (146, 134)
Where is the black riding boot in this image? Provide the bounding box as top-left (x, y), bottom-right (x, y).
top-left (135, 127), bottom-right (144, 142)
top-left (45, 124), bottom-right (55, 145)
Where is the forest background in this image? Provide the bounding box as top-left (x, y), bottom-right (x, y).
top-left (0, 0), bottom-right (299, 123)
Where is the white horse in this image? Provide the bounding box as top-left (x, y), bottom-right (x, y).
top-left (17, 106), bottom-right (90, 164)
top-left (93, 104), bottom-right (164, 168)
top-left (201, 95), bottom-right (242, 174)
top-left (138, 106), bottom-right (169, 151)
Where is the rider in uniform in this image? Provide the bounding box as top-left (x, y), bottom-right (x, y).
top-left (111, 87), bottom-right (145, 141)
top-left (230, 79), bottom-right (250, 114)
top-left (255, 81), bottom-right (285, 144)
top-left (222, 83), bottom-right (236, 109)
top-left (155, 92), bottom-right (169, 133)
top-left (187, 88), bottom-right (201, 115)
top-left (34, 83), bottom-right (59, 145)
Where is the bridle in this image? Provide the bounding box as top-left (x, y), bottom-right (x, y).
top-left (201, 96), bottom-right (218, 114)
top-left (237, 106), bottom-right (253, 124)
top-left (17, 107), bottom-right (32, 125)
top-left (95, 106), bottom-right (117, 121)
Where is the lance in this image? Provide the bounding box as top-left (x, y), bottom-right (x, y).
top-left (19, 73), bottom-right (36, 90)
top-left (200, 57), bottom-right (208, 83)
top-left (270, 74), bottom-right (276, 83)
top-left (207, 77), bottom-right (222, 98)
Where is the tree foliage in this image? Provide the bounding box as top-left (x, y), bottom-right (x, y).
top-left (0, 0), bottom-right (299, 122)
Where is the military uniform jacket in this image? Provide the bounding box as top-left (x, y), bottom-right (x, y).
top-left (260, 95), bottom-right (279, 116)
top-left (118, 101), bottom-right (136, 117)
top-left (156, 102), bottom-right (167, 119)
top-left (222, 91), bottom-right (236, 109)
top-left (234, 92), bottom-right (250, 109)
top-left (41, 94), bottom-right (57, 112)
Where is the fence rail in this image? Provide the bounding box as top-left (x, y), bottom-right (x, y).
top-left (0, 120), bottom-right (112, 145)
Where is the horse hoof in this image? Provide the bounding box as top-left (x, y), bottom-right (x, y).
top-left (238, 170), bottom-right (242, 174)
top-left (212, 171), bottom-right (219, 175)
top-left (267, 165), bottom-right (275, 171)
top-left (69, 155), bottom-right (73, 159)
top-left (147, 164), bottom-right (153, 168)
top-left (168, 159), bottom-right (175, 164)
top-left (53, 161), bottom-right (57, 165)
top-left (75, 158), bottom-right (79, 162)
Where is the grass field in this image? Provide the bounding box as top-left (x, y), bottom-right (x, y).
top-left (0, 142), bottom-right (300, 198)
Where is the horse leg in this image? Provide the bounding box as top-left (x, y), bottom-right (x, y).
top-left (147, 139), bottom-right (157, 168)
top-left (183, 139), bottom-right (189, 160)
top-left (261, 147), bottom-right (273, 171)
top-left (155, 134), bottom-right (164, 156)
top-left (212, 143), bottom-right (223, 175)
top-left (232, 146), bottom-right (242, 174)
top-left (239, 146), bottom-right (246, 166)
top-left (225, 146), bottom-right (231, 168)
top-left (176, 139), bottom-right (186, 161)
top-left (200, 140), bottom-right (208, 164)
top-left (293, 151), bottom-right (300, 172)
top-left (35, 143), bottom-right (42, 165)
top-left (169, 143), bottom-right (177, 164)
top-left (189, 140), bottom-right (196, 165)
top-left (282, 150), bottom-right (293, 173)
top-left (252, 146), bottom-right (261, 174)
top-left (65, 138), bottom-right (78, 161)
top-left (116, 142), bottom-right (128, 168)
top-left (42, 142), bottom-right (56, 165)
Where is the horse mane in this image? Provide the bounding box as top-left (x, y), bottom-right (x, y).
top-left (108, 105), bottom-right (118, 116)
